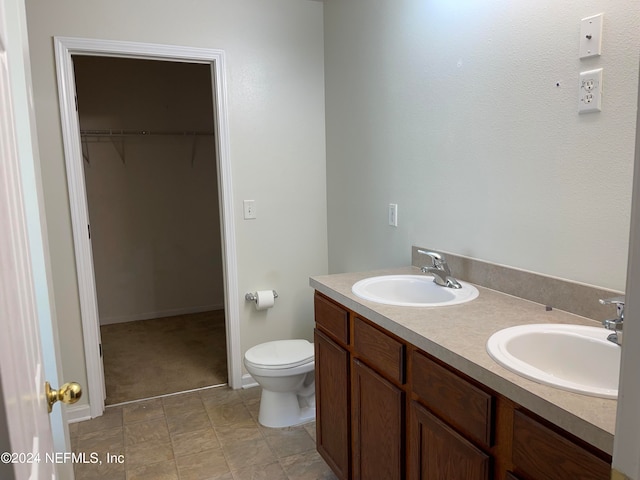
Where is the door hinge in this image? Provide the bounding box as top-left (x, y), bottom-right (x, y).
top-left (88, 224), bottom-right (91, 239)
top-left (99, 343), bottom-right (102, 357)
top-left (75, 94), bottom-right (78, 111)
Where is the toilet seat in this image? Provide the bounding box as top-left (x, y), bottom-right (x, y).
top-left (245, 339), bottom-right (314, 370)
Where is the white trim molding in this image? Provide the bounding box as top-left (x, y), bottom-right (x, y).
top-left (65, 404), bottom-right (92, 424)
top-left (242, 374), bottom-right (258, 389)
top-left (53, 37), bottom-right (242, 419)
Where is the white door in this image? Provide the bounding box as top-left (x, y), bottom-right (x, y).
top-left (0, 0), bottom-right (72, 478)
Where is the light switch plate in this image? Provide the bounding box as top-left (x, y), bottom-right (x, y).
top-left (388, 203), bottom-right (398, 227)
top-left (579, 13), bottom-right (603, 59)
top-left (243, 200), bottom-right (256, 219)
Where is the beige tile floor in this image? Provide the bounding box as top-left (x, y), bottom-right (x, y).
top-left (70, 386), bottom-right (337, 480)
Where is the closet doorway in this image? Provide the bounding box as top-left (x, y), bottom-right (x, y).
top-left (74, 56), bottom-right (226, 405)
top-left (54, 37), bottom-right (242, 419)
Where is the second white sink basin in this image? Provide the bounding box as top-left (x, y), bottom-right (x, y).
top-left (487, 324), bottom-right (620, 399)
top-left (351, 274), bottom-right (479, 307)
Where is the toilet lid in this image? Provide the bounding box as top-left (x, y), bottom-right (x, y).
top-left (245, 339), bottom-right (314, 369)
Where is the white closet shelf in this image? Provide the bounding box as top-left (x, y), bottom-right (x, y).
top-left (79, 130), bottom-right (214, 165)
top-left (80, 129), bottom-right (214, 137)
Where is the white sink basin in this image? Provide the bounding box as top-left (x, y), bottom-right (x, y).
top-left (487, 324), bottom-right (620, 399)
top-left (351, 275), bottom-right (479, 307)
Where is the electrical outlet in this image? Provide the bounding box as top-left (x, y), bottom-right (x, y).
top-left (579, 68), bottom-right (603, 114)
top-left (388, 204), bottom-right (398, 227)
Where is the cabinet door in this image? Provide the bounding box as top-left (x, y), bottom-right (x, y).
top-left (409, 401), bottom-right (490, 480)
top-left (512, 410), bottom-right (610, 480)
top-left (352, 359), bottom-right (404, 480)
top-left (315, 329), bottom-right (350, 480)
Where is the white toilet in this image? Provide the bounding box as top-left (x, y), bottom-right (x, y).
top-left (244, 339), bottom-right (316, 428)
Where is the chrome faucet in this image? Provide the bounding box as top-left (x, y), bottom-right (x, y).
top-left (600, 296), bottom-right (625, 346)
top-left (417, 250), bottom-right (462, 289)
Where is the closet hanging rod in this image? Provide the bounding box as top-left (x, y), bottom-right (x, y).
top-left (79, 129), bottom-right (214, 137)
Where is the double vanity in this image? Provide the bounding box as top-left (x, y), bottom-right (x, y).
top-left (310, 254), bottom-right (620, 480)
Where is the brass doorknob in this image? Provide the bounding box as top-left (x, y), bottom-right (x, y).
top-left (45, 381), bottom-right (82, 413)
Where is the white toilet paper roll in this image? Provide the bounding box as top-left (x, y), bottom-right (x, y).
top-left (255, 290), bottom-right (275, 310)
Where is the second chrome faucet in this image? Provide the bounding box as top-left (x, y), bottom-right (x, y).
top-left (417, 250), bottom-right (462, 289)
top-left (600, 296), bottom-right (625, 346)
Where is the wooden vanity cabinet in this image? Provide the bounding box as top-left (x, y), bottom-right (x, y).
top-left (313, 292), bottom-right (612, 480)
top-left (314, 294), bottom-right (350, 480)
top-left (314, 293), bottom-right (406, 480)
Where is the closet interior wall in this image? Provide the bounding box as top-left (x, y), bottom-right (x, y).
top-left (74, 56), bottom-right (224, 326)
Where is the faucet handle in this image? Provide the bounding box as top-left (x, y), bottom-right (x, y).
top-left (599, 296), bottom-right (625, 306)
top-left (417, 250), bottom-right (444, 265)
top-left (600, 296), bottom-right (625, 319)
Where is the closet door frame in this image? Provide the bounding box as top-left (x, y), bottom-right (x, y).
top-left (54, 36), bottom-right (240, 419)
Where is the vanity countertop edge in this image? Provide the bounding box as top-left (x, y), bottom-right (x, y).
top-left (310, 266), bottom-right (616, 455)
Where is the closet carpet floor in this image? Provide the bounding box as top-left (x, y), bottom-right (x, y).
top-left (101, 311), bottom-right (227, 405)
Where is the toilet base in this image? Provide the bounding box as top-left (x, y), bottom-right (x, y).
top-left (257, 389), bottom-right (316, 428)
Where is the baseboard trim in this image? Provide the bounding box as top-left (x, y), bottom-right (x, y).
top-left (66, 403), bottom-right (92, 424)
top-left (100, 304), bottom-right (225, 325)
top-left (242, 373), bottom-right (258, 389)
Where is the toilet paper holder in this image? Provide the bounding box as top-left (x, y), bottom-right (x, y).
top-left (245, 290), bottom-right (278, 302)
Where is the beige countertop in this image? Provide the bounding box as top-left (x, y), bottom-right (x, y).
top-left (310, 266), bottom-right (616, 455)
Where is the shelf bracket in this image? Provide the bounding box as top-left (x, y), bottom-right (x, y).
top-left (81, 137), bottom-right (90, 164)
top-left (110, 134), bottom-right (125, 164)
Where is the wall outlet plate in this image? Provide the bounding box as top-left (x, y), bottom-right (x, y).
top-left (579, 13), bottom-right (603, 59)
top-left (579, 68), bottom-right (603, 114)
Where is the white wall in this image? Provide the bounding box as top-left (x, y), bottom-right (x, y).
top-left (76, 57), bottom-right (224, 325)
top-left (324, 1), bottom-right (640, 292)
top-left (25, 0), bottom-right (327, 405)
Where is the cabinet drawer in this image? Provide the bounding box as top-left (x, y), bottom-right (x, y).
top-left (353, 317), bottom-right (405, 384)
top-left (314, 293), bottom-right (349, 345)
top-left (412, 350), bottom-right (493, 448)
top-left (512, 410), bottom-right (610, 480)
